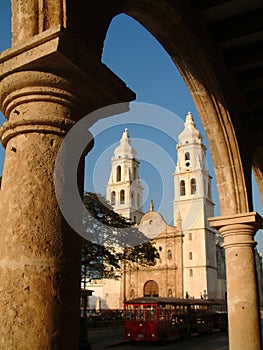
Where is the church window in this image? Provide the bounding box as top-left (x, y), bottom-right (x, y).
top-left (191, 178), bottom-right (196, 194)
top-left (168, 289), bottom-right (173, 297)
top-left (185, 153), bottom-right (191, 168)
top-left (189, 252), bottom-right (193, 260)
top-left (116, 166), bottom-right (121, 182)
top-left (111, 191), bottom-right (116, 205)
top-left (120, 190), bottom-right (125, 204)
top-left (189, 269), bottom-right (193, 277)
top-left (159, 246), bottom-right (162, 251)
top-left (167, 249), bottom-right (172, 260)
top-left (188, 232), bottom-right (192, 240)
top-left (180, 180), bottom-right (186, 196)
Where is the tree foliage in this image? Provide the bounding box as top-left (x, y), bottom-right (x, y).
top-left (81, 192), bottom-right (159, 284)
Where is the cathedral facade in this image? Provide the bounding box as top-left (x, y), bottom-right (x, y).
top-left (106, 113), bottom-right (227, 303)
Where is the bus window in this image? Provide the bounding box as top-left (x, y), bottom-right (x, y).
top-left (135, 305), bottom-right (145, 320)
top-left (146, 306), bottom-right (156, 320)
top-left (125, 305), bottom-right (134, 320)
top-left (159, 306), bottom-right (166, 320)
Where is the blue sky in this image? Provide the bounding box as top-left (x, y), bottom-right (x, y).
top-left (0, 2), bottom-right (262, 250)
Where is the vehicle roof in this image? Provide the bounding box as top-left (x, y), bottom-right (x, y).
top-left (124, 297), bottom-right (224, 305)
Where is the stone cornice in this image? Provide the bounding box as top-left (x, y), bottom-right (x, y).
top-left (0, 25), bottom-right (135, 109)
top-left (208, 212), bottom-right (263, 231)
top-left (0, 26), bottom-right (135, 146)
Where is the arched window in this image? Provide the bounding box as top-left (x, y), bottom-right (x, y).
top-left (144, 280), bottom-right (159, 297)
top-left (191, 178), bottom-right (196, 194)
top-left (116, 165), bottom-right (121, 182)
top-left (111, 191), bottom-right (116, 205)
top-left (188, 232), bottom-right (192, 241)
top-left (180, 180), bottom-right (186, 196)
top-left (167, 249), bottom-right (172, 260)
top-left (120, 190), bottom-right (125, 204)
top-left (185, 152), bottom-right (191, 167)
top-left (189, 269), bottom-right (193, 277)
top-left (168, 289), bottom-right (173, 297)
top-left (189, 252), bottom-right (193, 260)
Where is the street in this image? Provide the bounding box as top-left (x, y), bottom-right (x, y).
top-left (87, 327), bottom-right (229, 350)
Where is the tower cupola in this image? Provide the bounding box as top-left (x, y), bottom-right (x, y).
top-left (178, 112), bottom-right (203, 146)
top-left (107, 128), bottom-right (143, 224)
top-left (113, 128), bottom-right (137, 160)
top-left (173, 112), bottom-right (217, 300)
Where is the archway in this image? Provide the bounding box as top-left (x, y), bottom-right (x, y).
top-left (144, 280), bottom-right (159, 297)
top-left (118, 4), bottom-right (250, 215)
top-left (0, 2), bottom-right (262, 350)
top-left (100, 8), bottom-right (262, 350)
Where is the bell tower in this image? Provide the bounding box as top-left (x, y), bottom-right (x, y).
top-left (173, 112), bottom-right (218, 298)
top-left (107, 128), bottom-right (143, 223)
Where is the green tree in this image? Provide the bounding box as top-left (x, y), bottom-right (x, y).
top-left (81, 192), bottom-right (159, 286)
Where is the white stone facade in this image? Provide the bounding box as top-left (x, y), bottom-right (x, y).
top-left (173, 113), bottom-right (225, 299)
top-left (86, 279), bottom-right (121, 309)
top-left (106, 128), bottom-right (143, 224)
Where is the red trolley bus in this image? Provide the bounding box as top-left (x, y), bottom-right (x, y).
top-left (124, 297), bottom-right (227, 342)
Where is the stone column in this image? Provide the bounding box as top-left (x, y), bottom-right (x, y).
top-left (209, 212), bottom-right (263, 350)
top-left (0, 27), bottom-right (134, 349)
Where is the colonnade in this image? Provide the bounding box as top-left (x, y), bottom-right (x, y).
top-left (0, 11), bottom-right (262, 350)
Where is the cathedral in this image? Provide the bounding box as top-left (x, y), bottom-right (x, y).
top-left (87, 113), bottom-right (227, 309)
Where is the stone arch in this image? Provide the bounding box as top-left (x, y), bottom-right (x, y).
top-left (111, 2), bottom-right (251, 215)
top-left (9, 0), bottom-right (253, 214)
top-left (144, 280), bottom-right (159, 297)
top-left (253, 146), bottom-right (263, 207)
top-left (3, 3), bottom-right (262, 349)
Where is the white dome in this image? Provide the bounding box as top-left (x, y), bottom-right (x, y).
top-left (178, 112), bottom-right (202, 145)
top-left (113, 128), bottom-right (137, 159)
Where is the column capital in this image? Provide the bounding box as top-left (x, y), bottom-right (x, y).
top-left (209, 212), bottom-right (263, 230)
top-left (0, 26), bottom-right (135, 146)
top-left (208, 212), bottom-right (263, 249)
